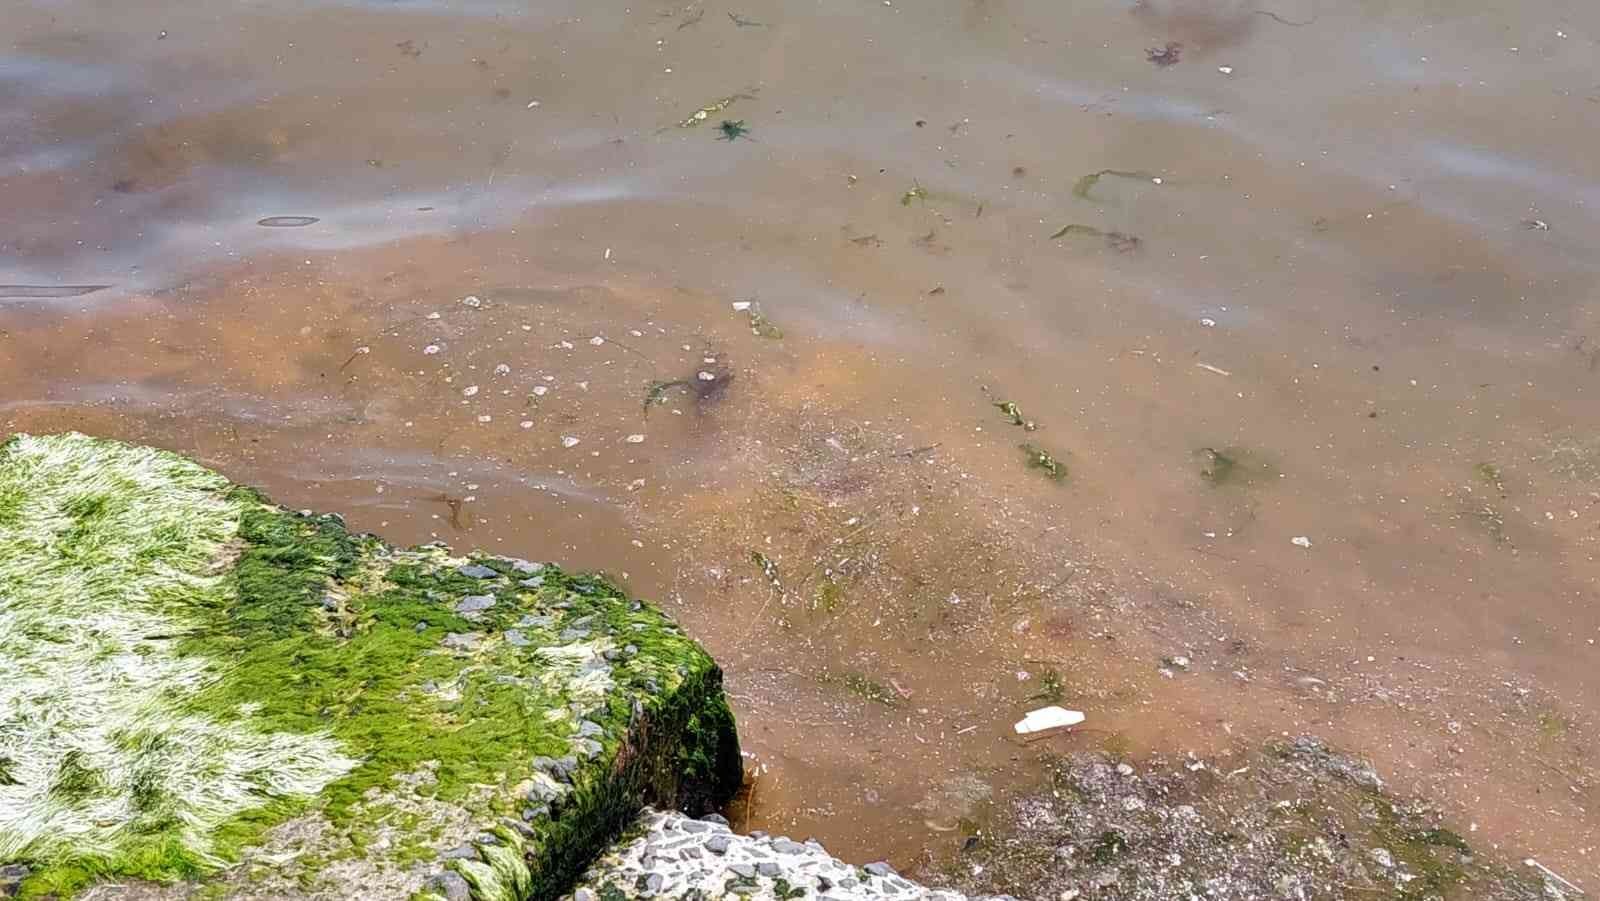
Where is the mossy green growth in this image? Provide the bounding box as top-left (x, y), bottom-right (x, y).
top-left (1196, 446), bottom-right (1276, 487)
top-left (819, 671), bottom-right (899, 707)
top-left (0, 433), bottom-right (741, 900)
top-left (1020, 443), bottom-right (1067, 482)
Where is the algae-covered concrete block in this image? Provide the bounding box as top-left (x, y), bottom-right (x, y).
top-left (0, 433), bottom-right (741, 900)
top-left (567, 810), bottom-right (1006, 900)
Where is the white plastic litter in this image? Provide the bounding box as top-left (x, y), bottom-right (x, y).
top-left (1014, 706), bottom-right (1086, 736)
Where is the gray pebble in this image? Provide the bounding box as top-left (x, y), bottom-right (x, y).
top-left (573, 890), bottom-right (596, 901)
top-left (505, 629), bottom-right (531, 647)
top-left (863, 861), bottom-right (897, 877)
top-left (458, 564), bottom-right (499, 579)
top-left (773, 839), bottom-right (807, 854)
top-left (440, 632), bottom-right (483, 651)
top-left (1, 865), bottom-right (31, 897)
top-left (455, 594), bottom-right (496, 614)
top-left (729, 863), bottom-right (756, 879)
top-left (757, 861), bottom-right (781, 877)
top-left (705, 834), bottom-right (732, 855)
top-left (439, 844), bottom-right (478, 861)
top-left (510, 559), bottom-right (544, 574)
top-left (701, 813), bottom-right (730, 826)
top-left (643, 872), bottom-right (665, 893)
top-left (578, 719), bottom-right (605, 737)
top-left (519, 576), bottom-right (546, 588)
top-left (427, 871), bottom-right (471, 901)
top-left (574, 738), bottom-right (603, 759)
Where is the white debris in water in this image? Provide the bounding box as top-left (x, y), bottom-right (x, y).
top-left (533, 386), bottom-right (549, 397)
top-left (731, 301), bottom-right (752, 311)
top-left (625, 434), bottom-right (646, 444)
top-left (1200, 317), bottom-right (1217, 327)
top-left (697, 371), bottom-right (716, 381)
top-left (461, 295), bottom-right (482, 308)
top-left (590, 336), bottom-right (606, 346)
top-left (1291, 536), bottom-right (1312, 548)
top-left (462, 385), bottom-right (479, 397)
top-left (423, 344), bottom-right (442, 355)
top-left (561, 436), bottom-right (581, 448)
top-left (560, 340), bottom-right (575, 350)
top-left (494, 363), bottom-right (511, 375)
top-left (427, 311), bottom-right (442, 320)
top-left (520, 421), bottom-right (535, 429)
top-left (1014, 706), bottom-right (1086, 735)
top-left (1217, 65), bottom-right (1233, 74)
top-left (477, 415), bottom-right (491, 423)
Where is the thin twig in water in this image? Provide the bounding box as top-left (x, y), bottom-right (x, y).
top-left (1523, 859), bottom-right (1584, 895)
top-left (744, 773), bottom-right (759, 827)
top-left (1254, 8), bottom-right (1316, 26)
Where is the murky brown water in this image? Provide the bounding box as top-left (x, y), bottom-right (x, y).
top-left (5, 0), bottom-right (1599, 888)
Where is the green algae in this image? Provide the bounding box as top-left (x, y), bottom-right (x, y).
top-left (1196, 446), bottom-right (1276, 487)
top-left (1072, 169), bottom-right (1158, 200)
top-left (820, 671), bottom-right (899, 707)
top-left (1021, 443), bottom-right (1067, 482)
top-left (901, 181), bottom-right (930, 206)
top-left (1026, 668), bottom-right (1066, 704)
top-left (747, 305), bottom-right (783, 339)
top-left (1, 433), bottom-right (741, 901)
top-left (813, 577), bottom-right (844, 612)
top-left (716, 119), bottom-right (751, 141)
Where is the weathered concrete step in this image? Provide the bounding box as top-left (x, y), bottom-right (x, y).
top-left (0, 433), bottom-right (741, 900)
top-left (567, 810), bottom-right (1015, 901)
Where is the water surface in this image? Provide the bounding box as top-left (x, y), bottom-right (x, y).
top-left (3, 0), bottom-right (1597, 885)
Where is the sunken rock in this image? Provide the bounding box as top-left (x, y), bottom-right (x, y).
top-left (569, 810), bottom-right (1001, 900)
top-left (0, 432), bottom-right (741, 901)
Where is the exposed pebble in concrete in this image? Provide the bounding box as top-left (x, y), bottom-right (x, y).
top-left (568, 810), bottom-right (1012, 900)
